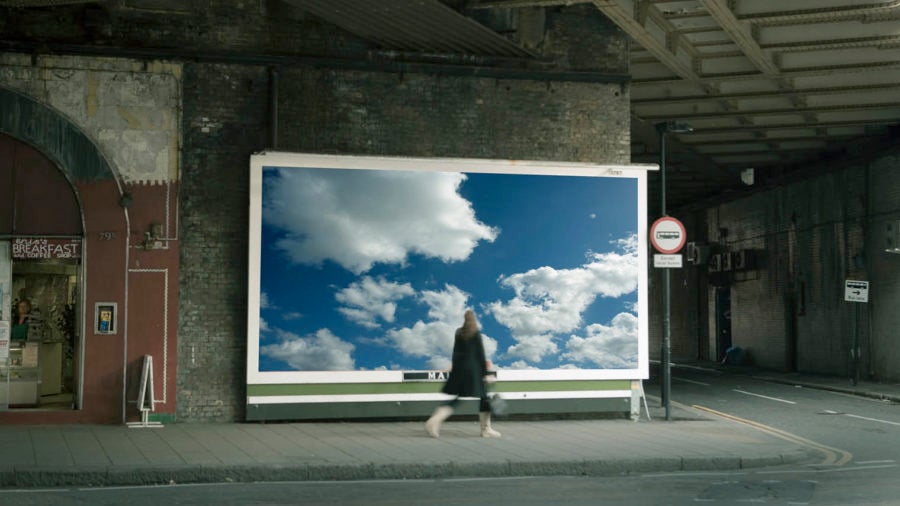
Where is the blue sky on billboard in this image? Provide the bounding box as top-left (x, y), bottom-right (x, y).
top-left (258, 165), bottom-right (639, 372)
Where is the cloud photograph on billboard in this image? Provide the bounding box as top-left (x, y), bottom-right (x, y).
top-left (251, 157), bottom-right (644, 376)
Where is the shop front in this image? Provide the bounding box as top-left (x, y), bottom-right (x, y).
top-left (0, 238), bottom-right (82, 411)
top-left (0, 88), bottom-right (180, 424)
top-left (0, 133), bottom-right (87, 416)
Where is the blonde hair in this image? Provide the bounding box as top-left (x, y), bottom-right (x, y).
top-left (459, 309), bottom-right (479, 339)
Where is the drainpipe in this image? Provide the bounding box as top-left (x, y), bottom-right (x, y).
top-left (268, 67), bottom-right (279, 150)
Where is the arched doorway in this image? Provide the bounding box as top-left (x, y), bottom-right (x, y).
top-left (1, 86), bottom-right (133, 424)
top-left (1, 133), bottom-right (83, 411)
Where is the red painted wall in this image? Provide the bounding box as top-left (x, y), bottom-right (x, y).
top-left (0, 134), bottom-right (179, 424)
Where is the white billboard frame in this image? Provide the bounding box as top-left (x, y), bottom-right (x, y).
top-left (247, 151), bottom-right (656, 386)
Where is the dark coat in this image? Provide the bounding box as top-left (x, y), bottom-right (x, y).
top-left (441, 328), bottom-right (488, 399)
top-left (11, 317), bottom-right (29, 343)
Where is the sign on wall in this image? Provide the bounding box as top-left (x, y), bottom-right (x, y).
top-left (844, 280), bottom-right (869, 303)
top-left (94, 302), bottom-right (117, 335)
top-left (247, 153), bottom-right (653, 401)
top-left (12, 238), bottom-right (81, 260)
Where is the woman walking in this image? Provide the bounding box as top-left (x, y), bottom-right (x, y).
top-left (425, 309), bottom-right (501, 438)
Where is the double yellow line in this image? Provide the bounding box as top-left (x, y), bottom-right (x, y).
top-left (693, 404), bottom-right (853, 466)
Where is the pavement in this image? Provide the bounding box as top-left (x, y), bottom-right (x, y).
top-left (0, 362), bottom-right (897, 489)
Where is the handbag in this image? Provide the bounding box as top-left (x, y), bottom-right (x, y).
top-left (488, 393), bottom-right (507, 416)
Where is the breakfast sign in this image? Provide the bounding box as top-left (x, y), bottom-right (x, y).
top-left (11, 238), bottom-right (81, 260)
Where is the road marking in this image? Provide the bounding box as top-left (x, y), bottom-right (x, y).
top-left (442, 476), bottom-right (536, 483)
top-left (756, 377), bottom-right (896, 404)
top-left (844, 413), bottom-right (900, 427)
top-left (671, 363), bottom-right (723, 374)
top-left (733, 389), bottom-right (797, 404)
top-left (756, 464), bottom-right (897, 475)
top-left (0, 489), bottom-right (65, 494)
top-left (77, 483), bottom-right (239, 492)
top-left (855, 460), bottom-right (895, 465)
top-left (643, 471), bottom-right (747, 479)
top-left (674, 377), bottom-right (710, 386)
top-left (692, 405), bottom-right (853, 466)
top-left (811, 464), bottom-right (897, 473)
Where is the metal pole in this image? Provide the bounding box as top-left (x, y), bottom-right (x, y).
top-left (852, 303), bottom-right (859, 386)
top-left (660, 129), bottom-right (672, 421)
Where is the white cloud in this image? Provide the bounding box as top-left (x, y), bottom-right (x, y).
top-left (261, 328), bottom-right (355, 371)
top-left (260, 292), bottom-right (273, 309)
top-left (283, 312), bottom-right (303, 321)
top-left (507, 360), bottom-right (539, 370)
top-left (505, 334), bottom-right (557, 363)
top-left (385, 320), bottom-right (458, 369)
top-left (562, 312), bottom-right (638, 369)
top-left (336, 276), bottom-right (415, 328)
top-left (382, 284), bottom-right (497, 369)
top-left (420, 284), bottom-right (469, 323)
top-left (259, 318), bottom-right (270, 332)
top-left (263, 168), bottom-right (499, 274)
top-left (487, 234), bottom-right (638, 364)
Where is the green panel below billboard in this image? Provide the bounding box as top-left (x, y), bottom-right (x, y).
top-left (247, 380), bottom-right (632, 397)
top-left (246, 397), bottom-right (632, 422)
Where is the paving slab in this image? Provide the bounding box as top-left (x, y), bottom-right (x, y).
top-left (0, 400), bottom-right (822, 488)
top-left (9, 365), bottom-right (892, 489)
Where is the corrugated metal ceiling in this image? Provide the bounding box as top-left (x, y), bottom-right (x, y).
top-left (0, 0), bottom-right (101, 5)
top-left (282, 0), bottom-right (532, 57)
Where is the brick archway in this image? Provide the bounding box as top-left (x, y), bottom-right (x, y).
top-left (0, 132), bottom-right (82, 235)
top-left (1, 86), bottom-right (130, 424)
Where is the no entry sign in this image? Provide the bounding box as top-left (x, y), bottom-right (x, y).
top-left (650, 217), bottom-right (686, 254)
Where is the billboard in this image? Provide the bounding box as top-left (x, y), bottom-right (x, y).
top-left (247, 153), bottom-right (652, 413)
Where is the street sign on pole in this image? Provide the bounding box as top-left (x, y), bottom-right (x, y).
top-left (844, 280), bottom-right (869, 303)
top-left (653, 254), bottom-right (683, 268)
top-left (650, 216), bottom-right (686, 254)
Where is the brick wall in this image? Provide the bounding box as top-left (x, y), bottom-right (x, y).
top-left (540, 5), bottom-right (630, 73)
top-left (685, 158), bottom-right (899, 378)
top-left (177, 63), bottom-right (269, 422)
top-left (868, 150), bottom-right (900, 381)
top-left (276, 68), bottom-right (629, 163)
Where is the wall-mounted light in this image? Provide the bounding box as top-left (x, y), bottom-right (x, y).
top-left (741, 168), bottom-right (755, 186)
top-left (656, 121), bottom-right (693, 135)
top-left (118, 192), bottom-right (133, 208)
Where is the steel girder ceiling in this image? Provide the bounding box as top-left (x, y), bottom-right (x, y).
top-left (595, 0), bottom-right (900, 207)
top-left (293, 0), bottom-right (900, 208)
